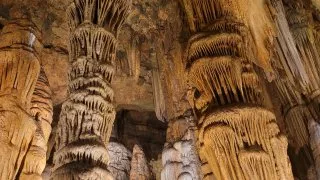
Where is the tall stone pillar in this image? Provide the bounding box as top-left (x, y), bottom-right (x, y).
top-left (0, 7), bottom-right (52, 179)
top-left (0, 11), bottom-right (50, 180)
top-left (180, 0), bottom-right (294, 179)
top-left (269, 0), bottom-right (320, 178)
top-left (52, 0), bottom-right (131, 179)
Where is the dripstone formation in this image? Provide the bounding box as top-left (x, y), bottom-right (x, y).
top-left (0, 9), bottom-right (52, 180)
top-left (52, 0), bottom-right (130, 179)
top-left (2, 0), bottom-right (320, 179)
top-left (181, 0), bottom-right (293, 179)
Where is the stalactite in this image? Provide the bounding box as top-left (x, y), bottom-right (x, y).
top-left (183, 0), bottom-right (275, 73)
top-left (269, 0), bottom-right (309, 87)
top-left (284, 0), bottom-right (320, 121)
top-left (181, 0), bottom-right (293, 179)
top-left (152, 68), bottom-right (166, 122)
top-left (268, 1), bottom-right (320, 179)
top-left (52, 0), bottom-right (131, 179)
top-left (273, 77), bottom-right (310, 151)
top-left (129, 144), bottom-right (151, 180)
top-left (0, 16), bottom-right (49, 180)
top-left (31, 67), bottom-right (53, 143)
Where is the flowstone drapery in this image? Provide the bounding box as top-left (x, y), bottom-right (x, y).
top-left (31, 67), bottom-right (54, 144)
top-left (0, 16), bottom-right (52, 179)
top-left (180, 0), bottom-right (294, 179)
top-left (52, 0), bottom-right (131, 179)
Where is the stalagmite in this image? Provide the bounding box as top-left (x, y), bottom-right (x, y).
top-left (107, 142), bottom-right (132, 180)
top-left (161, 113), bottom-right (201, 180)
top-left (52, 0), bottom-right (131, 179)
top-left (180, 0), bottom-right (294, 179)
top-left (129, 144), bottom-right (151, 180)
top-left (309, 119), bottom-right (320, 178)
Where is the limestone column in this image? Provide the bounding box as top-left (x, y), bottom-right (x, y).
top-left (180, 0), bottom-right (294, 179)
top-left (0, 7), bottom-right (52, 179)
top-left (268, 0), bottom-right (320, 178)
top-left (285, 1), bottom-right (320, 117)
top-left (52, 0), bottom-right (131, 179)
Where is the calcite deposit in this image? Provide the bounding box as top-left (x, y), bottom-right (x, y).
top-left (1, 0), bottom-right (320, 179)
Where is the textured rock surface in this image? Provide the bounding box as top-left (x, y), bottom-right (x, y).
top-left (52, 0), bottom-right (131, 179)
top-left (114, 110), bottom-right (167, 160)
top-left (0, 16), bottom-right (49, 179)
top-left (1, 0), bottom-right (320, 179)
top-left (107, 142), bottom-right (132, 180)
top-left (180, 0), bottom-right (294, 179)
top-left (130, 144), bottom-right (151, 180)
top-left (161, 117), bottom-right (201, 180)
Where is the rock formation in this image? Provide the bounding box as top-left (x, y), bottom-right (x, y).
top-left (180, 0), bottom-right (294, 179)
top-left (0, 9), bottom-right (52, 180)
top-left (107, 142), bottom-right (132, 180)
top-left (52, 0), bottom-right (131, 179)
top-left (130, 144), bottom-right (151, 180)
top-left (161, 112), bottom-right (201, 180)
top-left (268, 0), bottom-right (320, 178)
top-left (1, 0), bottom-right (320, 179)
top-left (31, 67), bottom-right (54, 144)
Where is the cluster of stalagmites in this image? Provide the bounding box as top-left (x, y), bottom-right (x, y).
top-left (53, 0), bottom-right (130, 179)
top-left (0, 16), bottom-right (53, 180)
top-left (181, 0), bottom-right (294, 179)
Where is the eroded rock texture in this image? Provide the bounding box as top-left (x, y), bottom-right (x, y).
top-left (107, 142), bottom-right (132, 180)
top-left (0, 12), bottom-right (51, 179)
top-left (268, 0), bottom-right (320, 178)
top-left (309, 119), bottom-right (320, 179)
top-left (180, 0), bottom-right (293, 179)
top-left (2, 0), bottom-right (320, 179)
top-left (161, 112), bottom-right (201, 180)
top-left (52, 0), bottom-right (131, 179)
top-left (129, 144), bottom-right (151, 180)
